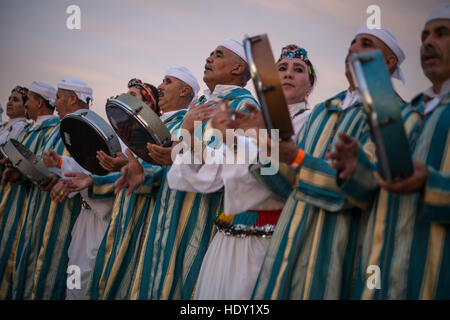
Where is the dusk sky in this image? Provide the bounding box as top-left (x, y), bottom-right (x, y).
top-left (0, 0), bottom-right (443, 121)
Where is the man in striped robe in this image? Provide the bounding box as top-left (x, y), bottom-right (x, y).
top-left (65, 67), bottom-right (198, 299)
top-left (10, 78), bottom-right (98, 299)
top-left (122, 40), bottom-right (258, 299)
top-left (328, 4), bottom-right (450, 299)
top-left (0, 82), bottom-right (59, 299)
top-left (251, 27), bottom-right (406, 300)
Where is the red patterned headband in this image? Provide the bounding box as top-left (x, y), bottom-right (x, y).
top-left (128, 78), bottom-right (158, 113)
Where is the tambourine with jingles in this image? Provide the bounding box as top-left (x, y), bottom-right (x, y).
top-left (60, 109), bottom-right (122, 176)
top-left (0, 138), bottom-right (51, 186)
top-left (349, 50), bottom-right (413, 182)
top-left (105, 93), bottom-right (171, 163)
top-left (243, 34), bottom-right (294, 141)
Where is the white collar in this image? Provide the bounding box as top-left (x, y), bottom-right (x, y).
top-left (31, 115), bottom-right (57, 129)
top-left (160, 108), bottom-right (188, 122)
top-left (423, 78), bottom-right (450, 115)
top-left (203, 84), bottom-right (241, 102)
top-left (342, 89), bottom-right (361, 110)
top-left (288, 102), bottom-right (307, 118)
top-left (5, 117), bottom-right (27, 125)
top-left (423, 78), bottom-right (450, 99)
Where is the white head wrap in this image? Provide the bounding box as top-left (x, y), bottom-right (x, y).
top-left (166, 66), bottom-right (200, 101)
top-left (29, 81), bottom-right (57, 106)
top-left (57, 77), bottom-right (93, 104)
top-left (218, 39), bottom-right (248, 63)
top-left (356, 26), bottom-right (406, 84)
top-left (426, 3), bottom-right (450, 24)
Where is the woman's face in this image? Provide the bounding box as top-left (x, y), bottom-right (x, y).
top-left (127, 86), bottom-right (143, 101)
top-left (6, 91), bottom-right (26, 119)
top-left (277, 57), bottom-right (312, 105)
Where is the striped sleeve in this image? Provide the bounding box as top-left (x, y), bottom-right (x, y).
top-left (230, 96), bottom-right (259, 112)
top-left (423, 108), bottom-right (450, 223)
top-left (251, 162), bottom-right (295, 199)
top-left (423, 167), bottom-right (450, 223)
top-left (89, 172), bottom-right (120, 198)
top-left (337, 146), bottom-right (379, 210)
top-left (294, 126), bottom-right (375, 213)
top-left (293, 153), bottom-right (352, 212)
top-left (133, 163), bottom-right (163, 195)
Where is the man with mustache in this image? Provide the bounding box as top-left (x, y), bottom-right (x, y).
top-left (251, 26), bottom-right (406, 300)
top-left (65, 67), bottom-right (199, 299)
top-left (120, 39), bottom-right (259, 299)
top-left (327, 4), bottom-right (450, 299)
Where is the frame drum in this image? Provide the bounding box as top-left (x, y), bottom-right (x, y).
top-left (60, 109), bottom-right (122, 176)
top-left (243, 34), bottom-right (294, 141)
top-left (105, 93), bottom-right (171, 163)
top-left (349, 50), bottom-right (413, 182)
top-left (1, 138), bottom-right (51, 186)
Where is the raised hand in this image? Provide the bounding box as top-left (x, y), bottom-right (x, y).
top-left (50, 177), bottom-right (72, 202)
top-left (96, 150), bottom-right (129, 172)
top-left (41, 174), bottom-right (58, 191)
top-left (114, 149), bottom-right (144, 196)
top-left (43, 150), bottom-right (60, 168)
top-left (211, 101), bottom-right (236, 138)
top-left (326, 132), bottom-right (359, 179)
top-left (231, 103), bottom-right (266, 132)
top-left (1, 167), bottom-right (21, 185)
top-left (181, 101), bottom-right (216, 134)
top-left (373, 162), bottom-right (428, 195)
top-left (146, 142), bottom-right (181, 166)
top-left (64, 172), bottom-right (93, 192)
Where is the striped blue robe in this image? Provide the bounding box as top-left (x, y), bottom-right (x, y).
top-left (342, 92), bottom-right (450, 299)
top-left (0, 117), bottom-right (59, 299)
top-left (86, 110), bottom-right (185, 299)
top-left (129, 87), bottom-right (259, 300)
top-left (251, 91), bottom-right (376, 299)
top-left (12, 123), bottom-right (82, 299)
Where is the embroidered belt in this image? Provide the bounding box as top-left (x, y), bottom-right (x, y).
top-left (215, 209), bottom-right (282, 238)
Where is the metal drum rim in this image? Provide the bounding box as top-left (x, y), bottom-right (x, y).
top-left (105, 95), bottom-right (169, 146)
top-left (61, 109), bottom-right (121, 156)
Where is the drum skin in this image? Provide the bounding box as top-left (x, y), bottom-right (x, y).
top-left (105, 93), bottom-right (171, 163)
top-left (1, 138), bottom-right (51, 186)
top-left (244, 34), bottom-right (294, 141)
top-left (60, 109), bottom-right (121, 176)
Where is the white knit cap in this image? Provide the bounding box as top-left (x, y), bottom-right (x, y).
top-left (166, 66), bottom-right (200, 100)
top-left (29, 81), bottom-right (57, 106)
top-left (426, 3), bottom-right (450, 24)
top-left (218, 38), bottom-right (248, 63)
top-left (356, 26), bottom-right (406, 84)
top-left (57, 77), bottom-right (93, 104)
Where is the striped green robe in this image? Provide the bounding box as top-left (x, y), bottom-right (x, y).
top-left (252, 91), bottom-right (376, 299)
top-left (129, 87), bottom-right (259, 300)
top-left (0, 117), bottom-right (60, 299)
top-left (341, 92), bottom-right (450, 299)
top-left (86, 110), bottom-right (186, 299)
top-left (12, 123), bottom-right (82, 300)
